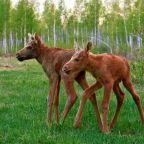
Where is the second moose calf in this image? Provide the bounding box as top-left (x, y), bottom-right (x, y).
top-left (63, 41), bottom-right (144, 134)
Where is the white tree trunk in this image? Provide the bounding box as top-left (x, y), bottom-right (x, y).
top-left (3, 23), bottom-right (7, 54)
top-left (53, 15), bottom-right (56, 47)
top-left (124, 18), bottom-right (129, 46)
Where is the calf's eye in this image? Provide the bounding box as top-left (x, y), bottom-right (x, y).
top-left (27, 46), bottom-right (32, 49)
top-left (74, 58), bottom-right (79, 62)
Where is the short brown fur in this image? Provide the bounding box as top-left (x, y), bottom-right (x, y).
top-left (63, 41), bottom-right (144, 134)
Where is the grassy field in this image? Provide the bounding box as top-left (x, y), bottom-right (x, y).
top-left (0, 57), bottom-right (144, 144)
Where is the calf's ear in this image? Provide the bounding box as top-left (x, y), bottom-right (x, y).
top-left (74, 41), bottom-right (81, 52)
top-left (85, 41), bottom-right (92, 52)
top-left (34, 33), bottom-right (41, 44)
top-left (28, 33), bottom-right (32, 40)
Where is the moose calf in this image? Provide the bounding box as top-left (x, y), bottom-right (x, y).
top-left (63, 41), bottom-right (144, 134)
top-left (16, 34), bottom-right (102, 128)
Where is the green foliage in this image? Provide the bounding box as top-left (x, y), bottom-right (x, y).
top-left (12, 0), bottom-right (38, 40)
top-left (130, 60), bottom-right (144, 83)
top-left (0, 0), bottom-right (11, 37)
top-left (0, 0), bottom-right (144, 55)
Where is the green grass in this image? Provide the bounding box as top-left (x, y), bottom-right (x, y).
top-left (0, 57), bottom-right (144, 144)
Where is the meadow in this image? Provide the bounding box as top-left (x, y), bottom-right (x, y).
top-left (0, 57), bottom-right (144, 144)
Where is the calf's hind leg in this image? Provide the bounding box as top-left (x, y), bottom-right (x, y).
top-left (101, 82), bottom-right (113, 134)
top-left (110, 82), bottom-right (124, 129)
top-left (54, 77), bottom-right (61, 125)
top-left (62, 80), bottom-right (77, 123)
top-left (123, 78), bottom-right (144, 124)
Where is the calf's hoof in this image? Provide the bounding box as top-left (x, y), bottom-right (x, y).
top-left (46, 119), bottom-right (52, 127)
top-left (98, 122), bottom-right (103, 130)
top-left (73, 120), bottom-right (80, 128)
top-left (142, 112), bottom-right (144, 125)
top-left (102, 127), bottom-right (110, 134)
top-left (109, 123), bottom-right (114, 129)
top-left (55, 121), bottom-right (59, 126)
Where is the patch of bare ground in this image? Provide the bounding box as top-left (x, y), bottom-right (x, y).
top-left (0, 56), bottom-right (24, 71)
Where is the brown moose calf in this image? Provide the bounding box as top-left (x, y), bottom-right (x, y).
top-left (16, 34), bottom-right (102, 128)
top-left (63, 41), bottom-right (144, 134)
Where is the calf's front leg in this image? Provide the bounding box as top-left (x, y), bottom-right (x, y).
top-left (74, 82), bottom-right (102, 128)
top-left (76, 73), bottom-right (102, 129)
top-left (47, 75), bottom-right (59, 125)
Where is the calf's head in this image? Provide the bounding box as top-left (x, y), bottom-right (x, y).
top-left (63, 41), bottom-right (92, 74)
top-left (16, 33), bottom-right (42, 61)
